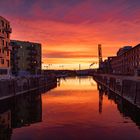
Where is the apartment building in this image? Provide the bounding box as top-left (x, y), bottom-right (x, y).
top-left (10, 40), bottom-right (41, 76)
top-left (0, 16), bottom-right (12, 75)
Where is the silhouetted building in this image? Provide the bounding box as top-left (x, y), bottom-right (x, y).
top-left (0, 16), bottom-right (12, 76)
top-left (117, 46), bottom-right (132, 56)
top-left (10, 40), bottom-right (42, 76)
top-left (101, 57), bottom-right (115, 74)
top-left (111, 44), bottom-right (140, 75)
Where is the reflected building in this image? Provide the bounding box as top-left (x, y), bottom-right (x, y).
top-left (97, 84), bottom-right (104, 114)
top-left (0, 91), bottom-right (42, 139)
top-left (108, 91), bottom-right (140, 128)
top-left (0, 110), bottom-right (12, 140)
top-left (12, 92), bottom-right (42, 128)
top-left (97, 83), bottom-right (140, 129)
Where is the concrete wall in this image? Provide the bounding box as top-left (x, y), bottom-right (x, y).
top-left (0, 76), bottom-right (57, 100)
top-left (94, 75), bottom-right (140, 108)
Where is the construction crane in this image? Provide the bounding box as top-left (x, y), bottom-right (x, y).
top-left (89, 62), bottom-right (95, 68)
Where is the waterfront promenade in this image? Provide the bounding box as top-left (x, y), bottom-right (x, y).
top-left (94, 73), bottom-right (140, 81)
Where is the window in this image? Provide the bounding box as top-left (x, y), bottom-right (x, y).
top-left (6, 42), bottom-right (8, 47)
top-left (2, 48), bottom-right (4, 54)
top-left (2, 30), bottom-right (4, 34)
top-left (7, 33), bottom-right (9, 38)
top-left (2, 40), bottom-right (4, 46)
top-left (7, 50), bottom-right (9, 56)
top-left (6, 60), bottom-right (9, 67)
top-left (1, 59), bottom-right (4, 64)
top-left (1, 20), bottom-right (4, 27)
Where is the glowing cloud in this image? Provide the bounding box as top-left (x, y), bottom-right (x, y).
top-left (0, 0), bottom-right (140, 69)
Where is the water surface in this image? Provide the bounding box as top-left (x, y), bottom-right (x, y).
top-left (2, 77), bottom-right (140, 140)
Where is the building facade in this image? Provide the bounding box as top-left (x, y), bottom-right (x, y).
top-left (117, 46), bottom-right (132, 56)
top-left (10, 40), bottom-right (41, 76)
top-left (0, 16), bottom-right (12, 76)
top-left (111, 44), bottom-right (140, 75)
top-left (101, 56), bottom-right (115, 74)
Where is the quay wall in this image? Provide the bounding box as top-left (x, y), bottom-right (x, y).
top-left (0, 76), bottom-right (57, 100)
top-left (94, 74), bottom-right (140, 109)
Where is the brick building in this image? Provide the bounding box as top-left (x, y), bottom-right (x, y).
top-left (0, 16), bottom-right (12, 76)
top-left (111, 44), bottom-right (140, 75)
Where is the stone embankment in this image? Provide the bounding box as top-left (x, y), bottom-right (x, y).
top-left (0, 75), bottom-right (57, 100)
top-left (94, 74), bottom-right (140, 109)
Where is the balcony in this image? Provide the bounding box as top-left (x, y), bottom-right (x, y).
top-left (4, 46), bottom-right (9, 51)
top-left (4, 46), bottom-right (12, 52)
top-left (4, 27), bottom-right (12, 33)
top-left (0, 32), bottom-right (4, 38)
top-left (0, 55), bottom-right (3, 59)
top-left (3, 45), bottom-right (12, 51)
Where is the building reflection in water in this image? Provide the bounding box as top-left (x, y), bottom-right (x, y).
top-left (97, 84), bottom-right (104, 114)
top-left (97, 83), bottom-right (140, 129)
top-left (0, 110), bottom-right (12, 140)
top-left (0, 91), bottom-right (42, 140)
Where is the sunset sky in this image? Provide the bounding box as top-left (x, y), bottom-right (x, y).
top-left (0, 0), bottom-right (140, 69)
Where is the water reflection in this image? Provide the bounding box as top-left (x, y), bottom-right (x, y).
top-left (0, 110), bottom-right (11, 140)
top-left (99, 84), bottom-right (140, 129)
top-left (0, 77), bottom-right (140, 140)
top-left (98, 84), bottom-right (103, 114)
top-left (98, 83), bottom-right (140, 128)
top-left (0, 91), bottom-right (42, 140)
